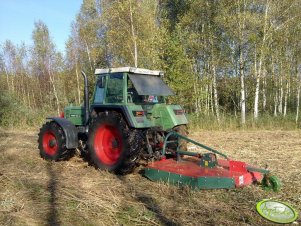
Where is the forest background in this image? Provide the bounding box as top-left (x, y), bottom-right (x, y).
top-left (1, 0), bottom-right (301, 130)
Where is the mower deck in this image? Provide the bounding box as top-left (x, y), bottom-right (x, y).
top-left (144, 157), bottom-right (264, 189)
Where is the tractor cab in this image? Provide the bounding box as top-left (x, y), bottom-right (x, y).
top-left (89, 67), bottom-right (188, 130)
top-left (92, 67), bottom-right (174, 105)
top-left (63, 67), bottom-right (188, 130)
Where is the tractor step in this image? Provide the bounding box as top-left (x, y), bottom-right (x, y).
top-left (144, 158), bottom-right (264, 189)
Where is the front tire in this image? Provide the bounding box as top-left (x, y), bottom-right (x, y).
top-left (38, 121), bottom-right (69, 161)
top-left (88, 112), bottom-right (142, 174)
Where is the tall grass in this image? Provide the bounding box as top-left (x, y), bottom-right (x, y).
top-left (189, 113), bottom-right (299, 131)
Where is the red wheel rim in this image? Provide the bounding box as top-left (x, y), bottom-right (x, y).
top-left (94, 124), bottom-right (123, 165)
top-left (42, 131), bottom-right (58, 156)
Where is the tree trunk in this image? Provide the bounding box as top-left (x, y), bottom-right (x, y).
top-left (274, 95), bottom-right (278, 116)
top-left (205, 84), bottom-right (209, 115)
top-left (210, 81), bottom-right (214, 114)
top-left (194, 74), bottom-right (201, 115)
top-left (278, 74), bottom-right (283, 114)
top-left (84, 39), bottom-right (93, 72)
top-left (212, 65), bottom-right (220, 123)
top-left (239, 46), bottom-right (246, 125)
top-left (48, 64), bottom-right (60, 116)
top-left (262, 72), bottom-right (267, 112)
top-left (4, 67), bottom-right (10, 92)
top-left (129, 0), bottom-right (138, 67)
top-left (284, 80), bottom-right (288, 117)
top-left (296, 79), bottom-right (300, 123)
top-left (272, 57), bottom-right (277, 116)
top-left (254, 0), bottom-right (269, 120)
top-left (238, 0), bottom-right (247, 125)
top-left (254, 74), bottom-right (260, 119)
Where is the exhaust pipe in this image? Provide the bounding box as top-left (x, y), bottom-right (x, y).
top-left (81, 71), bottom-right (89, 126)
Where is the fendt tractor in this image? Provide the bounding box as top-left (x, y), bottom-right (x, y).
top-left (38, 67), bottom-right (188, 174)
top-left (38, 67), bottom-right (280, 191)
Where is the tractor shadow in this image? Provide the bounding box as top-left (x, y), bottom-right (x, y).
top-left (46, 162), bottom-right (60, 226)
top-left (117, 175), bottom-right (181, 226)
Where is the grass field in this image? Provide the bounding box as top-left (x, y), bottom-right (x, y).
top-left (0, 128), bottom-right (300, 225)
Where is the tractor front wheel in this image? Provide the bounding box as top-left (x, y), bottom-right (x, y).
top-left (38, 121), bottom-right (69, 161)
top-left (88, 112), bottom-right (142, 174)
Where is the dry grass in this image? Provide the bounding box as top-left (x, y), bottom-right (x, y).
top-left (0, 128), bottom-right (300, 225)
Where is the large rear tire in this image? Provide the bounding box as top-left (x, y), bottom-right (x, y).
top-left (88, 112), bottom-right (142, 174)
top-left (38, 121), bottom-right (69, 161)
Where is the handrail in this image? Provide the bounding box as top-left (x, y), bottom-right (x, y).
top-left (162, 131), bottom-right (228, 159)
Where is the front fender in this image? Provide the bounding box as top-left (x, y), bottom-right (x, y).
top-left (47, 117), bottom-right (78, 149)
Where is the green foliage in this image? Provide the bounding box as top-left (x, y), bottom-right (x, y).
top-left (0, 90), bottom-right (55, 128)
top-left (1, 0), bottom-right (301, 129)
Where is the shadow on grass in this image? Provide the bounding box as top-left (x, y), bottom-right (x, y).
top-left (117, 175), bottom-right (181, 226)
top-left (136, 193), bottom-right (181, 226)
top-left (47, 162), bottom-right (60, 226)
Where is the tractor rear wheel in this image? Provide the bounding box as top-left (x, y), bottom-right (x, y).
top-left (38, 121), bottom-right (69, 161)
top-left (88, 112), bottom-right (143, 174)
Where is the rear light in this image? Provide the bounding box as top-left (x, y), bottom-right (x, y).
top-left (132, 111), bottom-right (145, 117)
top-left (60, 112), bottom-right (65, 118)
top-left (173, 109), bottom-right (184, 115)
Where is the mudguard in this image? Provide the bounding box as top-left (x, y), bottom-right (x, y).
top-left (90, 105), bottom-right (135, 127)
top-left (47, 117), bottom-right (79, 149)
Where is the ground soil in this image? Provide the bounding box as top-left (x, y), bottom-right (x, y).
top-left (0, 129), bottom-right (300, 225)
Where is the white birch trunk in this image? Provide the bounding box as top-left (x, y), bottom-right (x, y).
top-left (254, 0), bottom-right (269, 120)
top-left (238, 0), bottom-right (246, 125)
top-left (278, 75), bottom-right (283, 114)
top-left (205, 84), bottom-right (210, 115)
top-left (47, 60), bottom-right (60, 115)
top-left (212, 65), bottom-right (220, 123)
top-left (129, 0), bottom-right (138, 67)
top-left (194, 75), bottom-right (199, 114)
top-left (272, 57), bottom-right (277, 116)
top-left (84, 39), bottom-right (93, 72)
top-left (210, 82), bottom-right (214, 114)
top-left (240, 48), bottom-right (246, 125)
top-left (262, 73), bottom-right (267, 112)
top-left (284, 80), bottom-right (288, 117)
top-left (4, 67), bottom-right (10, 92)
top-left (296, 81), bottom-right (300, 123)
top-left (274, 93), bottom-right (278, 116)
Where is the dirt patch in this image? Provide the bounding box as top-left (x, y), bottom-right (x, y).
top-left (0, 129), bottom-right (300, 225)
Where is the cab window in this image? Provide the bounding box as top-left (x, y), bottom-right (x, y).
top-left (94, 76), bottom-right (105, 103)
top-left (105, 73), bottom-right (124, 103)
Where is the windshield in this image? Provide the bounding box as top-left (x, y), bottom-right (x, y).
top-left (127, 78), bottom-right (165, 104)
top-left (128, 73), bottom-right (174, 96)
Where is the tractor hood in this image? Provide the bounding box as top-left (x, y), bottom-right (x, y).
top-left (128, 74), bottom-right (174, 96)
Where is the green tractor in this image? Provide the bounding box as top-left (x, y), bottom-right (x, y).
top-left (38, 67), bottom-right (188, 174)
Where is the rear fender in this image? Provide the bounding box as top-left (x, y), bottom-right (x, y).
top-left (91, 105), bottom-right (135, 128)
top-left (47, 117), bottom-right (78, 149)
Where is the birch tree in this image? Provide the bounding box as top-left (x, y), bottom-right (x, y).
top-left (31, 20), bottom-right (62, 114)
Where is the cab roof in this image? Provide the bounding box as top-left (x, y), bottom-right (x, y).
top-left (95, 67), bottom-right (163, 76)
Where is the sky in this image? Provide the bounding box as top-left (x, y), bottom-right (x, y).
top-left (0, 0), bottom-right (82, 54)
